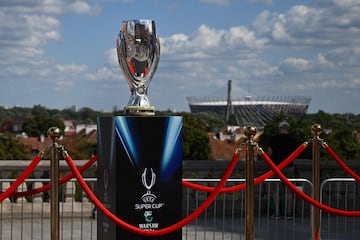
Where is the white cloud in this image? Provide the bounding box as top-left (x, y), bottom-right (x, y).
top-left (105, 48), bottom-right (120, 68)
top-left (226, 26), bottom-right (268, 48)
top-left (280, 58), bottom-right (310, 72)
top-left (0, 13), bottom-right (60, 49)
top-left (246, 0), bottom-right (272, 3)
top-left (254, 66), bottom-right (279, 78)
top-left (1, 0), bottom-right (360, 113)
top-left (198, 0), bottom-right (230, 6)
top-left (271, 19), bottom-right (295, 43)
top-left (161, 24), bottom-right (266, 60)
top-left (252, 10), bottom-right (271, 35)
top-left (69, 1), bottom-right (100, 15)
top-left (3, 66), bottom-right (30, 77)
top-left (0, 0), bottom-right (100, 15)
top-left (23, 15), bottom-right (62, 45)
top-left (86, 66), bottom-right (121, 82)
top-left (254, 1), bottom-right (360, 47)
top-left (56, 63), bottom-right (87, 73)
top-left (0, 1), bottom-right (101, 84)
top-left (0, 1), bottom-right (101, 96)
top-left (160, 33), bottom-right (189, 55)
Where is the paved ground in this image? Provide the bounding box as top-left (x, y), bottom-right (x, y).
top-left (1, 199), bottom-right (359, 240)
top-left (0, 218), bottom-right (96, 240)
top-left (1, 215), bottom-right (359, 240)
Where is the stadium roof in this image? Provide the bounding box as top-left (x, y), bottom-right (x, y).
top-left (187, 95), bottom-right (311, 126)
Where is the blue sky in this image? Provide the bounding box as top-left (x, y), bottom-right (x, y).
top-left (0, 0), bottom-right (360, 114)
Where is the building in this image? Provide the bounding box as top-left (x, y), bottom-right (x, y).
top-left (187, 80), bottom-right (311, 126)
top-left (0, 119), bottom-right (24, 133)
top-left (188, 95), bottom-right (311, 126)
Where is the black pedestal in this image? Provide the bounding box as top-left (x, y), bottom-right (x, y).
top-left (96, 116), bottom-right (183, 239)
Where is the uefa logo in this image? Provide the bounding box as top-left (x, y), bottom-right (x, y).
top-left (141, 168), bottom-right (157, 203)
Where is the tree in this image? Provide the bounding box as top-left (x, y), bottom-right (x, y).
top-left (193, 112), bottom-right (226, 131)
top-left (259, 112), bottom-right (360, 160)
top-left (0, 136), bottom-right (30, 160)
top-left (78, 107), bottom-right (98, 124)
top-left (259, 114), bottom-right (309, 153)
top-left (22, 115), bottom-right (65, 137)
top-left (323, 128), bottom-right (358, 160)
top-left (62, 137), bottom-right (97, 160)
top-left (180, 112), bottom-right (212, 160)
top-left (31, 105), bottom-right (49, 117)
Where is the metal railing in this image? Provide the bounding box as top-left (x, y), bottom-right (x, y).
top-left (183, 178), bottom-right (313, 240)
top-left (0, 178), bottom-right (359, 240)
top-left (0, 178), bottom-right (97, 240)
top-left (320, 178), bottom-right (360, 240)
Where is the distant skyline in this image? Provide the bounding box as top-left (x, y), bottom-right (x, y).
top-left (0, 0), bottom-right (359, 114)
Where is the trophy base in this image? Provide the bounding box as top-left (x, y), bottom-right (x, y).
top-left (124, 106), bottom-right (155, 116)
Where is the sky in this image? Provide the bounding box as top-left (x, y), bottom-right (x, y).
top-left (0, 0), bottom-right (360, 114)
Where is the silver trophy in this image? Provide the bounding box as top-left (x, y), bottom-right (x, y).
top-left (116, 19), bottom-right (160, 115)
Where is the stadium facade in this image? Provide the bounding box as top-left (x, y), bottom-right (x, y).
top-left (187, 95), bottom-right (311, 126)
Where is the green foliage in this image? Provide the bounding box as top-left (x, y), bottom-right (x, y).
top-left (260, 114), bottom-right (310, 145)
top-left (0, 135), bottom-right (30, 159)
top-left (176, 112), bottom-right (212, 160)
top-left (78, 107), bottom-right (99, 124)
top-left (64, 140), bottom-right (97, 160)
top-left (74, 182), bottom-right (83, 202)
top-left (31, 105), bottom-right (51, 116)
top-left (192, 112), bottom-right (226, 131)
top-left (1, 105), bottom-right (359, 160)
top-left (259, 111), bottom-right (360, 160)
top-left (323, 128), bottom-right (359, 160)
top-left (0, 106), bottom-right (32, 123)
top-left (22, 115), bottom-right (65, 137)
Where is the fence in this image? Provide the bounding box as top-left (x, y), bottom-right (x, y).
top-left (0, 177), bottom-right (359, 240)
top-left (0, 178), bottom-right (97, 240)
top-left (320, 178), bottom-right (360, 240)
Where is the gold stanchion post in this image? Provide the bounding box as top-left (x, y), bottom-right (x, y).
top-left (311, 124), bottom-right (322, 240)
top-left (48, 127), bottom-right (61, 240)
top-left (245, 126), bottom-right (256, 240)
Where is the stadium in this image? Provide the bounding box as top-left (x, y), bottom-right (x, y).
top-left (187, 81), bottom-right (311, 126)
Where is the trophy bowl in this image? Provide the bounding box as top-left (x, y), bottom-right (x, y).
top-left (116, 19), bottom-right (160, 116)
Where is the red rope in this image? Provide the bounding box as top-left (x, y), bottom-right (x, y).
top-left (260, 151), bottom-right (360, 217)
top-left (0, 154), bottom-right (42, 202)
top-left (8, 155), bottom-right (98, 198)
top-left (183, 142), bottom-right (307, 192)
top-left (323, 144), bottom-right (360, 182)
top-left (65, 150), bottom-right (240, 236)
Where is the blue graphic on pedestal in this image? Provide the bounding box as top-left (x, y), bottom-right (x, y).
top-left (114, 117), bottom-right (139, 169)
top-left (161, 117), bottom-right (182, 180)
top-left (114, 116), bottom-right (182, 179)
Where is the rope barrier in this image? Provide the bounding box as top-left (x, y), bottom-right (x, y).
top-left (2, 124), bottom-right (360, 237)
top-left (259, 148), bottom-right (360, 217)
top-left (64, 148), bottom-right (240, 236)
top-left (322, 142), bottom-right (360, 182)
top-left (0, 153), bottom-right (42, 202)
top-left (7, 155), bottom-right (97, 198)
top-left (182, 142), bottom-right (308, 192)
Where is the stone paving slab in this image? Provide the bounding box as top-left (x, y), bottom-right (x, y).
top-left (0, 216), bottom-right (359, 240)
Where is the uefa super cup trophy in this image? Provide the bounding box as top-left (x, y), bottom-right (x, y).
top-left (116, 19), bottom-right (160, 115)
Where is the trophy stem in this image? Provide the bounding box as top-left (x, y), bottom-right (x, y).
top-left (124, 90), bottom-right (155, 116)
